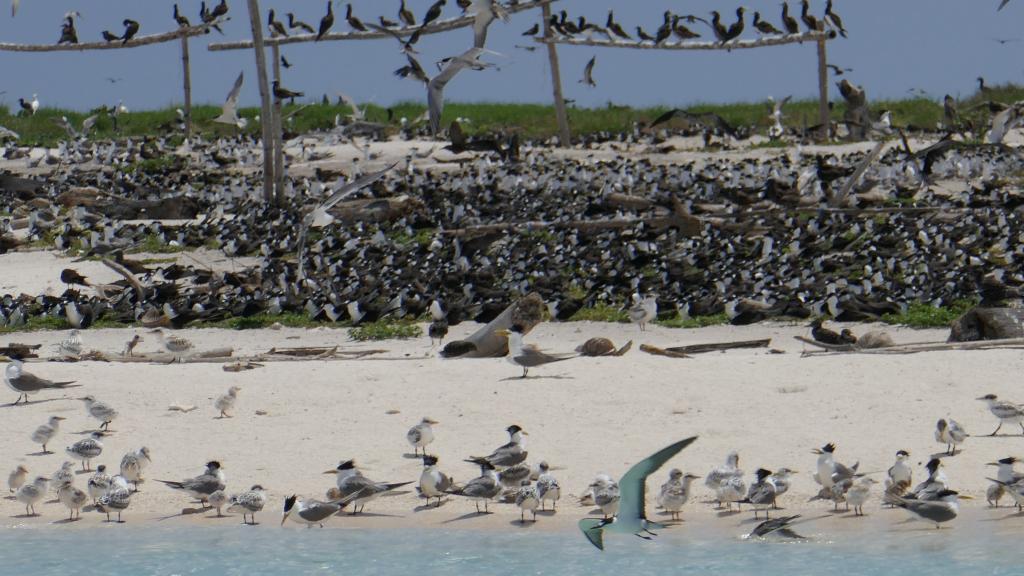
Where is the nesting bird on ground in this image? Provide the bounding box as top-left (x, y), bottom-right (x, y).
top-left (628, 294), bottom-right (658, 331)
top-left (885, 450), bottom-right (912, 498)
top-left (87, 465), bottom-right (112, 503)
top-left (977, 394), bottom-right (1024, 436)
top-left (66, 432), bottom-right (104, 471)
top-left (407, 417), bottom-right (438, 456)
top-left (80, 395), bottom-right (118, 430)
top-left (657, 469), bottom-right (697, 520)
top-left (31, 415), bottom-right (65, 453)
top-left (228, 485), bottom-right (267, 525)
top-left (215, 386), bottom-right (241, 418)
top-left (157, 461), bottom-right (226, 506)
top-left (57, 480), bottom-right (88, 521)
top-left (325, 459), bottom-right (413, 514)
top-left (418, 455), bottom-right (452, 507)
top-left (536, 461), bottom-right (561, 511)
top-left (809, 318), bottom-right (846, 345)
top-left (16, 476), bottom-right (49, 516)
top-left (120, 447), bottom-right (152, 492)
top-left (935, 418), bottom-right (968, 455)
top-left (8, 465), bottom-right (28, 493)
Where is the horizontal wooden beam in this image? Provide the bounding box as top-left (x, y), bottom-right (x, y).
top-left (533, 30), bottom-right (835, 51)
top-left (0, 19), bottom-right (227, 53)
top-left (207, 0), bottom-right (554, 51)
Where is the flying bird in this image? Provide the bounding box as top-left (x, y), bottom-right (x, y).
top-left (580, 56), bottom-right (597, 87)
top-left (213, 72), bottom-right (246, 128)
top-left (579, 436), bottom-right (698, 551)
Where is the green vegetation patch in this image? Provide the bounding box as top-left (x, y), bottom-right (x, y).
top-left (882, 299), bottom-right (977, 329)
top-left (349, 319), bottom-right (423, 341)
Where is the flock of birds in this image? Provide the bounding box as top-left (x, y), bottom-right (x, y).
top-left (9, 337), bottom-right (1024, 547)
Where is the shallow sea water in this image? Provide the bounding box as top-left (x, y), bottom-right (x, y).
top-left (3, 523), bottom-right (1024, 576)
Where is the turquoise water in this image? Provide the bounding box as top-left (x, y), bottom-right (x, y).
top-left (3, 525), bottom-right (1023, 576)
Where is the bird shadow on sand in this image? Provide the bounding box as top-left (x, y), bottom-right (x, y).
top-left (413, 499), bottom-right (452, 512)
top-left (51, 517), bottom-right (81, 524)
top-left (204, 514), bottom-right (232, 520)
top-left (441, 511), bottom-right (493, 524)
top-left (536, 509), bottom-right (557, 517)
top-left (2, 496), bottom-right (16, 501)
top-left (26, 451), bottom-right (53, 457)
top-left (73, 429), bottom-right (114, 436)
top-left (12, 513), bottom-right (40, 518)
top-left (715, 509), bottom-right (743, 518)
top-left (74, 470), bottom-right (93, 475)
top-left (981, 510), bottom-right (1024, 522)
top-left (156, 507), bottom-right (209, 521)
top-left (974, 433), bottom-right (1024, 438)
top-left (929, 451), bottom-right (961, 459)
top-left (499, 375), bottom-right (576, 382)
top-left (403, 453), bottom-right (426, 460)
top-left (343, 512), bottom-right (404, 519)
top-left (1, 398), bottom-right (65, 409)
top-left (510, 518), bottom-right (538, 527)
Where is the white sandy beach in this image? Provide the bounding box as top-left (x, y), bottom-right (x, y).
top-left (1, 249), bottom-right (1022, 532)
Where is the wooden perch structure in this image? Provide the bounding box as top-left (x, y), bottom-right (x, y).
top-left (662, 339), bottom-right (772, 355)
top-left (533, 30), bottom-right (834, 51)
top-left (0, 21), bottom-right (224, 52)
top-left (207, 0), bottom-right (555, 51)
top-left (536, 29), bottom-right (836, 142)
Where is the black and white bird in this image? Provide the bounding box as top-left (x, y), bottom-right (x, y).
top-left (229, 485), bottom-right (268, 525)
top-left (885, 450), bottom-right (912, 498)
top-left (580, 56), bottom-right (597, 87)
top-left (657, 469), bottom-right (697, 520)
top-left (96, 475), bottom-right (132, 522)
top-left (885, 489), bottom-right (965, 528)
top-left (66, 432), bottom-right (104, 472)
top-left (426, 47), bottom-right (493, 135)
top-left (324, 459), bottom-right (413, 514)
top-left (418, 455), bottom-right (453, 507)
top-left (157, 461), bottom-right (226, 506)
top-left (515, 480), bottom-right (540, 523)
top-left (742, 468), bottom-right (777, 519)
top-left (282, 494), bottom-right (353, 528)
top-left (87, 465), bottom-right (112, 503)
top-left (448, 457), bottom-right (501, 513)
top-left (536, 461), bottom-right (561, 511)
top-left (471, 424), bottom-right (528, 467)
top-left (498, 327), bottom-right (575, 379)
top-left (213, 72), bottom-right (246, 129)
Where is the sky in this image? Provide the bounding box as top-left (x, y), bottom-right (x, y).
top-left (0, 1), bottom-right (1020, 112)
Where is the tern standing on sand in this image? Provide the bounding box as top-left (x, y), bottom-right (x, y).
top-left (4, 359), bottom-right (75, 404)
top-left (325, 460), bottom-right (413, 514)
top-left (157, 461), bottom-right (226, 506)
top-left (885, 450), bottom-right (912, 498)
top-left (120, 447), bottom-right (152, 491)
top-left (418, 455), bottom-right (452, 507)
top-left (449, 458), bottom-right (502, 513)
top-left (229, 485), bottom-right (267, 525)
top-left (629, 294), bottom-right (658, 331)
top-left (80, 395), bottom-right (118, 430)
top-left (885, 489), bottom-right (964, 528)
top-left (407, 417), bottom-right (438, 456)
top-left (87, 465), bottom-right (112, 503)
top-left (516, 480), bottom-right (540, 523)
top-left (497, 326), bottom-right (575, 378)
top-left (657, 469), bottom-right (697, 520)
top-left (215, 386), bottom-right (240, 418)
top-left (8, 465), bottom-right (28, 493)
top-left (935, 418), bottom-right (968, 455)
top-left (66, 432), bottom-right (104, 471)
top-left (97, 475), bottom-right (131, 522)
top-left (472, 424), bottom-right (528, 468)
top-left (16, 476), bottom-right (49, 516)
top-left (536, 461), bottom-right (561, 511)
top-left (31, 415), bottom-right (65, 453)
top-left (977, 394), bottom-right (1024, 436)
top-left (57, 480), bottom-right (88, 520)
top-left (150, 329), bottom-right (195, 359)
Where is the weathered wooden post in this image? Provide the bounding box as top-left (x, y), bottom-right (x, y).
top-left (816, 37), bottom-right (830, 141)
top-left (180, 35), bottom-right (193, 136)
top-left (245, 0), bottom-right (275, 203)
top-left (541, 4), bottom-right (571, 146)
top-left (271, 43), bottom-right (285, 204)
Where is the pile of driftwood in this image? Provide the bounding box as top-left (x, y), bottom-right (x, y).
top-left (21, 345), bottom-right (387, 366)
top-left (796, 335), bottom-right (1024, 356)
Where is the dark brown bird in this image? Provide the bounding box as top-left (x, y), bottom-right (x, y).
top-left (399, 0), bottom-right (416, 26)
top-left (810, 318), bottom-right (845, 345)
top-left (422, 0), bottom-right (446, 28)
top-left (272, 80), bottom-right (304, 101)
top-left (210, 0), bottom-right (228, 19)
top-left (753, 12), bottom-right (782, 35)
top-left (673, 17), bottom-right (700, 40)
top-left (522, 23), bottom-right (539, 36)
top-left (268, 9), bottom-right (288, 37)
top-left (781, 2), bottom-right (799, 34)
top-left (800, 0), bottom-right (821, 31)
top-left (606, 11), bottom-right (630, 39)
top-left (101, 30), bottom-right (120, 42)
top-left (316, 1), bottom-right (334, 40)
top-left (723, 7), bottom-right (745, 42)
top-left (60, 268), bottom-right (89, 288)
top-left (636, 26), bottom-right (655, 41)
top-left (346, 4), bottom-right (367, 32)
top-left (825, 0), bottom-right (847, 37)
top-left (121, 19), bottom-right (140, 44)
top-left (173, 4), bottom-right (190, 27)
top-left (287, 13), bottom-right (315, 34)
top-left (655, 11), bottom-right (673, 44)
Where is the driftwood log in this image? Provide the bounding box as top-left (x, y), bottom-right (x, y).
top-left (329, 195), bottom-right (424, 224)
top-left (441, 293), bottom-right (547, 358)
top-left (949, 306), bottom-right (1024, 342)
top-left (95, 195), bottom-right (200, 220)
top-left (663, 339), bottom-right (772, 355)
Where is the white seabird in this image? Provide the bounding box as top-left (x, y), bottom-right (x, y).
top-left (228, 485), bottom-right (268, 525)
top-left (407, 417), bottom-right (439, 456)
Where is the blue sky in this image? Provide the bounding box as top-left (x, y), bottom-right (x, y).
top-left (0, 1), bottom-right (1019, 111)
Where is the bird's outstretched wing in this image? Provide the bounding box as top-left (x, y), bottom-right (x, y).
top-left (578, 518), bottom-right (606, 550)
top-left (618, 436), bottom-right (698, 521)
